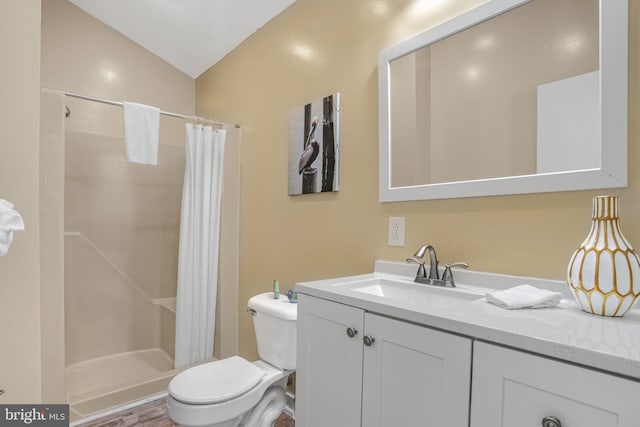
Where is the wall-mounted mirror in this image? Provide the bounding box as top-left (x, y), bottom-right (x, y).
top-left (379, 0), bottom-right (628, 202)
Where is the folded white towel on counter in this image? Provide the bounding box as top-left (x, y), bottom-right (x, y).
top-left (485, 285), bottom-right (563, 310)
top-left (123, 101), bottom-right (160, 165)
top-left (0, 199), bottom-right (25, 257)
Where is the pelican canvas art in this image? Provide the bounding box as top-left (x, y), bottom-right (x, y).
top-left (288, 93), bottom-right (340, 195)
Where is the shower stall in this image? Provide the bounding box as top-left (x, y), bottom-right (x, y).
top-left (42, 92), bottom-right (240, 421)
top-left (63, 127), bottom-right (182, 418)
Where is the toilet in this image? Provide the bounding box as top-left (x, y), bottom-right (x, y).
top-left (168, 293), bottom-right (297, 427)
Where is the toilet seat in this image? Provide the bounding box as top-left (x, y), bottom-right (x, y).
top-left (168, 360), bottom-right (290, 427)
top-left (169, 356), bottom-right (264, 404)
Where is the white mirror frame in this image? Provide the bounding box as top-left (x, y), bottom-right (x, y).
top-left (379, 0), bottom-right (628, 202)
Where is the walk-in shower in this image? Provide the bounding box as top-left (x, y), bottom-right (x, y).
top-left (39, 89), bottom-right (240, 422)
top-left (63, 125), bottom-right (183, 419)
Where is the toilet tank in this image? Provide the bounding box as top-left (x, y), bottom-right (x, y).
top-left (248, 293), bottom-right (297, 370)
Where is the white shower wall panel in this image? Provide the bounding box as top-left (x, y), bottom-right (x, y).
top-left (64, 233), bottom-right (161, 365)
top-left (64, 131), bottom-right (183, 366)
top-left (64, 131), bottom-right (184, 302)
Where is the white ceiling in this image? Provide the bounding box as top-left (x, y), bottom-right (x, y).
top-left (68, 0), bottom-right (297, 78)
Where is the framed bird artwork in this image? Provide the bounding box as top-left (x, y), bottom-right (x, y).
top-left (287, 93), bottom-right (340, 195)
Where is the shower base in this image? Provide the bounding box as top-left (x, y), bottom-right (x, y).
top-left (66, 348), bottom-right (176, 421)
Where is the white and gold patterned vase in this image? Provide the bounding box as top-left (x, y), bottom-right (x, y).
top-left (567, 196), bottom-right (640, 317)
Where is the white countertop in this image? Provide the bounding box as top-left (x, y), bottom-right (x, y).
top-left (295, 260), bottom-right (640, 380)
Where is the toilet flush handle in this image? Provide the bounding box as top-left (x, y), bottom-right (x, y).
top-left (246, 308), bottom-right (257, 317)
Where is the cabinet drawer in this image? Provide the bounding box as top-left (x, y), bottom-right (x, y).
top-left (471, 342), bottom-right (640, 427)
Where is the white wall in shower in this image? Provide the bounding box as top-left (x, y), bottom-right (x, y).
top-left (63, 128), bottom-right (183, 417)
top-left (64, 130), bottom-right (184, 364)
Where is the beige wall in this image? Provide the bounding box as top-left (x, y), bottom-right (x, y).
top-left (40, 91), bottom-right (66, 402)
top-left (0, 0), bottom-right (42, 402)
top-left (197, 0), bottom-right (640, 361)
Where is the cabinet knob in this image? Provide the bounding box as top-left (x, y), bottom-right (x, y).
top-left (541, 416), bottom-right (562, 427)
top-left (363, 335), bottom-right (375, 347)
top-left (346, 327), bottom-right (358, 338)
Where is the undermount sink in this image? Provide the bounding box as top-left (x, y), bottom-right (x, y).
top-left (335, 277), bottom-right (483, 310)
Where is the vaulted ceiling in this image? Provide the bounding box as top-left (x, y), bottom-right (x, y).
top-left (68, 0), bottom-right (297, 78)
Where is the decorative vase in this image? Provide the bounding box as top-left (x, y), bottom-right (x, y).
top-left (567, 196), bottom-right (640, 317)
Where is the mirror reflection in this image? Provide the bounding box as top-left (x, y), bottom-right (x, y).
top-left (389, 0), bottom-right (599, 188)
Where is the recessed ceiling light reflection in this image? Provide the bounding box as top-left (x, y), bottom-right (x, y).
top-left (291, 43), bottom-right (315, 61)
top-left (102, 68), bottom-right (118, 82)
top-left (370, 0), bottom-right (390, 17)
top-left (464, 66), bottom-right (481, 81)
top-left (408, 0), bottom-right (449, 17)
top-left (561, 32), bottom-right (586, 53)
top-left (475, 34), bottom-right (496, 51)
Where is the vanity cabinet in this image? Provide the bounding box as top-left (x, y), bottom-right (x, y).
top-left (295, 294), bottom-right (364, 427)
top-left (471, 342), bottom-right (640, 427)
top-left (296, 294), bottom-right (472, 427)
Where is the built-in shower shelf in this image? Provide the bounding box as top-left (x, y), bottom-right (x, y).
top-left (67, 348), bottom-right (176, 421)
top-left (153, 298), bottom-right (176, 313)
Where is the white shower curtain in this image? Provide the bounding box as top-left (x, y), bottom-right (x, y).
top-left (175, 124), bottom-right (226, 369)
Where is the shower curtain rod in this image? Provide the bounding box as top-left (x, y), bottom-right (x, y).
top-left (40, 87), bottom-right (240, 128)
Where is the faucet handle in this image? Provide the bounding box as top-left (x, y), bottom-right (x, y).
top-left (406, 257), bottom-right (425, 265)
top-left (406, 257), bottom-right (426, 278)
top-left (441, 262), bottom-right (469, 287)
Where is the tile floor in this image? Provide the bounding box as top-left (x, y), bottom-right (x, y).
top-left (75, 396), bottom-right (295, 427)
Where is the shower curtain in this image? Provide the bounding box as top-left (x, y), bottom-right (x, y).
top-left (175, 124), bottom-right (226, 369)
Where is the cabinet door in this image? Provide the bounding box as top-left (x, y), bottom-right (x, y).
top-left (296, 294), bottom-right (364, 427)
top-left (361, 313), bottom-right (472, 427)
top-left (471, 342), bottom-right (640, 427)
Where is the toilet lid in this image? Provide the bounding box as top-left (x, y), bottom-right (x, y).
top-left (169, 356), bottom-right (264, 404)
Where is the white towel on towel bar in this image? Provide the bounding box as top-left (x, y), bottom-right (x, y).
top-left (123, 101), bottom-right (160, 165)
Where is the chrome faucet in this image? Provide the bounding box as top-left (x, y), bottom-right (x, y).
top-left (406, 244), bottom-right (439, 280)
top-left (406, 245), bottom-right (468, 288)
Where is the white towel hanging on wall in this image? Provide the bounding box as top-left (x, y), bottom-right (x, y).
top-left (0, 199), bottom-right (24, 257)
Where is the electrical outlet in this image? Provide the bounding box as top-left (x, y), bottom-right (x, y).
top-left (388, 216), bottom-right (405, 246)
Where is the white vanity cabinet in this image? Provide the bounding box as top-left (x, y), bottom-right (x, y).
top-left (296, 294), bottom-right (473, 427)
top-left (296, 261), bottom-right (640, 427)
top-left (471, 342), bottom-right (640, 427)
top-left (296, 294), bottom-right (364, 427)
